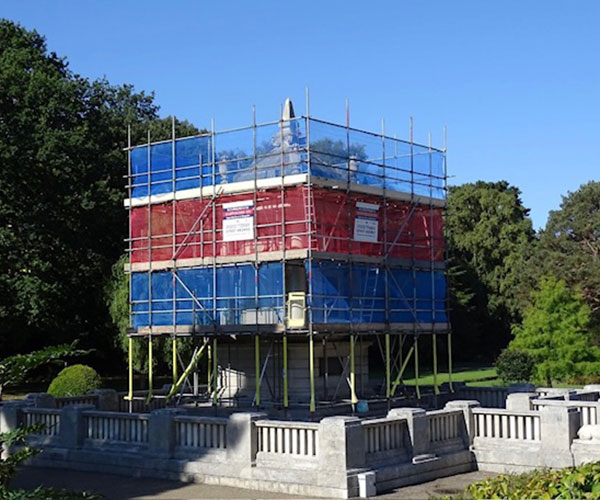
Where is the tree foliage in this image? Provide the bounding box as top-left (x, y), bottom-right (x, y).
top-left (526, 181), bottom-right (600, 324)
top-left (510, 276), bottom-right (600, 385)
top-left (0, 20), bottom-right (199, 366)
top-left (0, 343), bottom-right (86, 399)
top-left (0, 424), bottom-right (44, 487)
top-left (445, 181), bottom-right (535, 360)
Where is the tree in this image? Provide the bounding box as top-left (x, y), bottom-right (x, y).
top-left (0, 20), bottom-right (200, 367)
top-left (510, 276), bottom-right (600, 386)
top-left (445, 181), bottom-right (535, 360)
top-left (0, 343), bottom-right (85, 400)
top-left (527, 182), bottom-right (600, 325)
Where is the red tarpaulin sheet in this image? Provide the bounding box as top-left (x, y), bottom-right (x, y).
top-left (130, 186), bottom-right (444, 263)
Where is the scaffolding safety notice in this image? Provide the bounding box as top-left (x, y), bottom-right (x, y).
top-left (223, 200), bottom-right (254, 241)
top-left (354, 201), bottom-right (379, 243)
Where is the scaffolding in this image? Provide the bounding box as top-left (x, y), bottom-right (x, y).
top-left (124, 95), bottom-right (451, 413)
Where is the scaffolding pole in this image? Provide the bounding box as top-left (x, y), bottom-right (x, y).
top-left (283, 334), bottom-right (288, 408)
top-left (385, 333), bottom-right (391, 399)
top-left (254, 335), bottom-right (261, 406)
top-left (448, 332), bottom-right (454, 392)
top-left (147, 336), bottom-right (153, 402)
top-left (166, 340), bottom-right (209, 402)
top-left (172, 337), bottom-right (178, 385)
top-left (433, 334), bottom-right (439, 395)
top-left (350, 335), bottom-right (358, 406)
top-left (309, 332), bottom-right (316, 413)
top-left (207, 341), bottom-right (212, 395)
top-left (414, 336), bottom-right (420, 400)
top-left (212, 338), bottom-right (218, 405)
top-left (391, 340), bottom-right (415, 397)
top-left (127, 337), bottom-right (133, 405)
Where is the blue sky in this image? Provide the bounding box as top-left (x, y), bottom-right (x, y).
top-left (2, 1), bottom-right (599, 228)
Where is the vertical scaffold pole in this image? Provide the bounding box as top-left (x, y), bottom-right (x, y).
top-left (309, 333), bottom-right (316, 413)
top-left (207, 340), bottom-right (212, 395)
top-left (254, 335), bottom-right (260, 406)
top-left (433, 334), bottom-right (439, 395)
top-left (212, 338), bottom-right (218, 405)
top-left (414, 336), bottom-right (420, 400)
top-left (448, 332), bottom-right (454, 392)
top-left (148, 336), bottom-right (153, 399)
top-left (350, 335), bottom-right (358, 406)
top-left (385, 333), bottom-right (391, 399)
top-left (128, 337), bottom-right (133, 409)
top-left (172, 337), bottom-right (178, 385)
top-left (283, 334), bottom-right (289, 408)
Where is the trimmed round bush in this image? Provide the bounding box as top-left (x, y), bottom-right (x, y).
top-left (495, 348), bottom-right (535, 384)
top-left (47, 364), bottom-right (102, 397)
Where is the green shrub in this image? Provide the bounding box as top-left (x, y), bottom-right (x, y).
top-left (0, 486), bottom-right (100, 499)
top-left (467, 462), bottom-right (600, 499)
top-left (495, 349), bottom-right (535, 384)
top-left (47, 365), bottom-right (101, 397)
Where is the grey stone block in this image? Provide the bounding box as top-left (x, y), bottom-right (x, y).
top-left (59, 404), bottom-right (96, 448)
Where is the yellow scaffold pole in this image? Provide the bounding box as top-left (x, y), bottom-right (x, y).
top-left (212, 338), bottom-right (218, 405)
top-left (309, 333), bottom-right (316, 413)
top-left (433, 333), bottom-right (439, 395)
top-left (127, 337), bottom-right (133, 402)
top-left (283, 334), bottom-right (289, 408)
top-left (166, 339), bottom-right (209, 402)
top-left (172, 336), bottom-right (178, 385)
top-left (350, 335), bottom-right (358, 405)
top-left (385, 333), bottom-right (391, 399)
top-left (448, 332), bottom-right (454, 392)
top-left (254, 335), bottom-right (260, 406)
top-left (207, 341), bottom-right (212, 395)
top-left (390, 341), bottom-right (415, 397)
top-left (414, 335), bottom-right (420, 400)
top-left (147, 335), bottom-right (153, 402)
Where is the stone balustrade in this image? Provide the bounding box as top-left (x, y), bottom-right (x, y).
top-left (428, 408), bottom-right (462, 444)
top-left (256, 419), bottom-right (319, 457)
top-left (22, 408), bottom-right (61, 436)
top-left (362, 416), bottom-right (407, 455)
top-left (473, 408), bottom-right (541, 441)
top-left (175, 415), bottom-right (227, 450)
top-left (84, 410), bottom-right (149, 444)
top-left (6, 387), bottom-right (600, 498)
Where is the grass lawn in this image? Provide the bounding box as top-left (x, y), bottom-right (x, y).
top-left (402, 366), bottom-right (501, 386)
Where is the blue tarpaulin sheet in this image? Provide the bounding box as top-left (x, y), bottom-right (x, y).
top-left (129, 118), bottom-right (445, 200)
top-left (131, 260), bottom-right (446, 329)
top-left (308, 261), bottom-right (447, 324)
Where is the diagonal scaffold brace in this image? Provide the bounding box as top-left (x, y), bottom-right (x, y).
top-left (166, 338), bottom-right (210, 403)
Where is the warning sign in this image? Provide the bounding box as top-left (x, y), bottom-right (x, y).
top-left (223, 200), bottom-right (254, 242)
top-left (354, 201), bottom-right (379, 243)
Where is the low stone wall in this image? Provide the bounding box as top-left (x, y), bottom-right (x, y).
top-left (6, 385), bottom-right (600, 498)
top-left (1, 398), bottom-right (473, 498)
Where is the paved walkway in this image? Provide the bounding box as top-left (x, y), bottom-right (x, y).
top-left (14, 466), bottom-right (494, 499)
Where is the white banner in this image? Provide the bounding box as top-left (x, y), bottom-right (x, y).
top-left (223, 200), bottom-right (254, 242)
top-left (354, 201), bottom-right (379, 243)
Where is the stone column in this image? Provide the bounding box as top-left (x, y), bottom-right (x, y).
top-left (226, 412), bottom-right (267, 464)
top-left (148, 408), bottom-right (181, 458)
top-left (540, 405), bottom-right (579, 468)
top-left (319, 416), bottom-right (365, 471)
top-left (0, 400), bottom-right (32, 459)
top-left (89, 389), bottom-right (119, 411)
top-left (445, 400), bottom-right (480, 446)
top-left (0, 400), bottom-right (31, 433)
top-left (59, 404), bottom-right (95, 449)
top-left (24, 393), bottom-right (56, 408)
top-left (387, 407), bottom-right (429, 457)
top-left (506, 392), bottom-right (537, 411)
